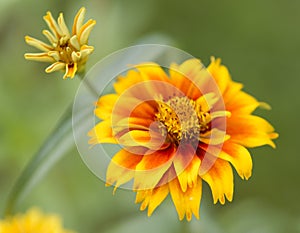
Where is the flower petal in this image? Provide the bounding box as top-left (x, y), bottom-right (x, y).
top-left (220, 142), bottom-right (253, 180)
top-left (78, 19), bottom-right (96, 45)
top-left (106, 149), bottom-right (143, 191)
top-left (25, 36), bottom-right (53, 52)
top-left (72, 7), bottom-right (86, 35)
top-left (134, 146), bottom-right (175, 190)
top-left (45, 62), bottom-right (65, 73)
top-left (201, 158), bottom-right (233, 204)
top-left (43, 11), bottom-right (62, 37)
top-left (114, 70), bottom-right (143, 94)
top-left (63, 63), bottom-right (77, 79)
top-left (95, 94), bottom-right (119, 120)
top-left (207, 57), bottom-right (231, 94)
top-left (200, 128), bottom-right (230, 145)
top-left (42, 30), bottom-right (57, 45)
top-left (169, 172), bottom-right (202, 221)
top-left (117, 129), bottom-right (167, 150)
top-left (227, 115), bottom-right (278, 148)
top-left (169, 59), bottom-right (203, 98)
top-left (173, 145), bottom-right (199, 192)
top-left (88, 120), bottom-right (117, 145)
top-left (135, 62), bottom-right (169, 82)
top-left (24, 52), bottom-right (55, 62)
top-left (57, 13), bottom-right (70, 38)
top-left (226, 90), bottom-right (260, 114)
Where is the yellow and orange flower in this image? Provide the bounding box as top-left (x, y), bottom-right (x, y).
top-left (24, 7), bottom-right (96, 79)
top-left (88, 58), bottom-right (278, 221)
top-left (0, 208), bottom-right (75, 233)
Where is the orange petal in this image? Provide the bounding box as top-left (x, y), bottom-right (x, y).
top-left (106, 149), bottom-right (143, 191)
top-left (88, 120), bottom-right (117, 145)
top-left (134, 146), bottom-right (175, 190)
top-left (169, 172), bottom-right (202, 221)
top-left (173, 145), bottom-right (199, 192)
top-left (169, 59), bottom-right (203, 99)
top-left (227, 115), bottom-right (278, 148)
top-left (201, 158), bottom-right (233, 204)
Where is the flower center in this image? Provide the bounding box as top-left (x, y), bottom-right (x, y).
top-left (55, 37), bottom-right (76, 64)
top-left (155, 95), bottom-right (211, 145)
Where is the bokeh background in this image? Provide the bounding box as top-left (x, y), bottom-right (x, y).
top-left (0, 0), bottom-right (299, 232)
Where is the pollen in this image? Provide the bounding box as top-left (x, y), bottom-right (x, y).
top-left (155, 95), bottom-right (211, 144)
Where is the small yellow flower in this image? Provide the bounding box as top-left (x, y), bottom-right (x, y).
top-left (89, 58), bottom-right (278, 221)
top-left (0, 208), bottom-right (75, 233)
top-left (24, 7), bottom-right (96, 79)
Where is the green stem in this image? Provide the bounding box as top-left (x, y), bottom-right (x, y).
top-left (77, 71), bottom-right (99, 98)
top-left (4, 105), bottom-right (73, 216)
top-left (4, 72), bottom-right (98, 216)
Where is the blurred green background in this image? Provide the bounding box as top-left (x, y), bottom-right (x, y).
top-left (0, 0), bottom-right (299, 232)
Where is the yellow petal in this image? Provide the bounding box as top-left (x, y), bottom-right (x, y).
top-left (57, 13), bottom-right (70, 38)
top-left (173, 145), bottom-right (199, 192)
top-left (69, 35), bottom-right (81, 50)
top-left (78, 19), bottom-right (96, 45)
top-left (227, 115), bottom-right (278, 148)
top-left (45, 62), bottom-right (65, 73)
top-left (24, 52), bottom-right (55, 62)
top-left (25, 36), bottom-right (53, 52)
top-left (135, 62), bottom-right (169, 82)
top-left (80, 45), bottom-right (94, 58)
top-left (42, 30), bottom-right (57, 45)
top-left (114, 70), bottom-right (143, 94)
top-left (134, 146), bottom-right (175, 190)
top-left (71, 51), bottom-right (81, 63)
top-left (113, 117), bottom-right (154, 134)
top-left (43, 11), bottom-right (62, 37)
top-left (200, 128), bottom-right (230, 145)
top-left (226, 90), bottom-right (260, 114)
top-left (195, 93), bottom-right (218, 112)
top-left (201, 158), bottom-right (233, 204)
top-left (220, 142), bottom-right (253, 180)
top-left (63, 63), bottom-right (77, 79)
top-left (106, 149), bottom-right (143, 191)
top-left (95, 94), bottom-right (119, 120)
top-left (72, 7), bottom-right (86, 35)
top-left (169, 172), bottom-right (202, 221)
top-left (135, 175), bottom-right (169, 216)
top-left (117, 129), bottom-right (166, 150)
top-left (88, 120), bottom-right (117, 145)
top-left (207, 57), bottom-right (232, 94)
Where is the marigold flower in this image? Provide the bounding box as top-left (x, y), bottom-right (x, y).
top-left (88, 58), bottom-right (278, 221)
top-left (0, 208), bottom-right (75, 233)
top-left (24, 7), bottom-right (96, 79)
